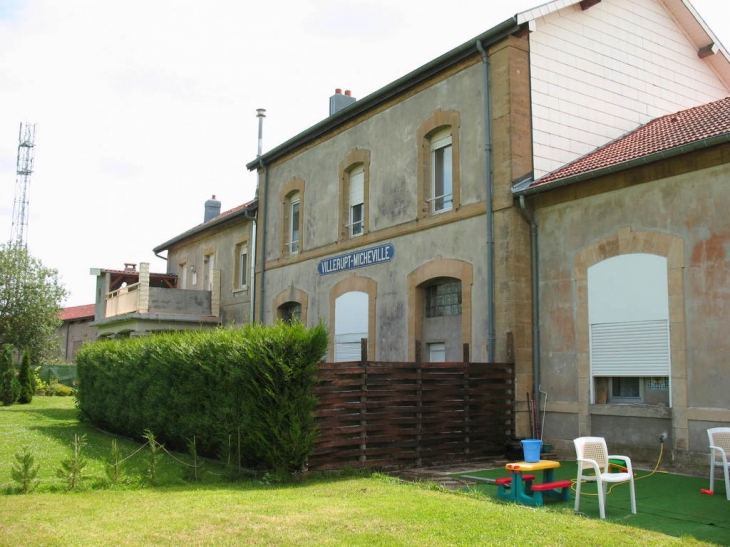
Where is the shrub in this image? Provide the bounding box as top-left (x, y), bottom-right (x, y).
top-left (1, 344), bottom-right (20, 406)
top-left (18, 348), bottom-right (34, 404)
top-left (75, 323), bottom-right (329, 474)
top-left (33, 367), bottom-right (48, 394)
top-left (53, 382), bottom-right (74, 397)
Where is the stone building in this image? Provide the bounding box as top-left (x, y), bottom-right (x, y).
top-left (241, 0), bottom-right (730, 470)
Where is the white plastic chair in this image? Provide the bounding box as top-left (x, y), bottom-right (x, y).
top-left (708, 427), bottom-right (730, 500)
top-left (573, 436), bottom-right (636, 519)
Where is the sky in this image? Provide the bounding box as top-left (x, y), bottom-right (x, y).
top-left (1, 0), bottom-right (729, 308)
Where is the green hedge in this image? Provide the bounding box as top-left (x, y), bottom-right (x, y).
top-left (75, 322), bottom-right (328, 472)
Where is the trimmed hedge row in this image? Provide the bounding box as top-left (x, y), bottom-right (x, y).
top-left (75, 322), bottom-right (328, 472)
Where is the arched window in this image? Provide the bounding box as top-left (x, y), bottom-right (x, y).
top-left (278, 301), bottom-right (302, 324)
top-left (339, 149), bottom-right (371, 241)
top-left (588, 254), bottom-right (671, 405)
top-left (417, 110), bottom-right (460, 219)
top-left (334, 291), bottom-right (368, 362)
top-left (280, 177), bottom-right (305, 257)
top-left (429, 127), bottom-right (453, 214)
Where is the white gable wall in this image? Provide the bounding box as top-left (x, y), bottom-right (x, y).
top-left (528, 0), bottom-right (730, 178)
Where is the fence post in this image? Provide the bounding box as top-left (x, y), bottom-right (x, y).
top-left (415, 340), bottom-right (422, 467)
top-left (359, 338), bottom-right (368, 463)
top-left (464, 357), bottom-right (470, 456)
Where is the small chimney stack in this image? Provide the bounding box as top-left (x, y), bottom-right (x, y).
top-left (204, 195), bottom-right (221, 222)
top-left (329, 88), bottom-right (356, 116)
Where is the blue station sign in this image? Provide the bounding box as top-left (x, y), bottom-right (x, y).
top-left (318, 243), bottom-right (395, 275)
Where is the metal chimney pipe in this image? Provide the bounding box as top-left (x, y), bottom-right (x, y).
top-left (256, 108), bottom-right (266, 157)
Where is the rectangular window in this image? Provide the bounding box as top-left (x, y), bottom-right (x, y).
top-left (349, 166), bottom-right (364, 236)
top-left (290, 198), bottom-right (300, 254)
top-left (610, 377), bottom-right (642, 403)
top-left (178, 263), bottom-right (187, 289)
top-left (350, 204), bottom-right (363, 236)
top-left (425, 280), bottom-right (462, 318)
top-left (428, 342), bottom-right (446, 363)
top-left (239, 248), bottom-right (248, 288)
top-left (431, 131), bottom-right (453, 213)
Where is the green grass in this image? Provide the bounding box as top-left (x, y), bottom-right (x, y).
top-left (0, 398), bottom-right (721, 547)
top-left (454, 461), bottom-right (730, 546)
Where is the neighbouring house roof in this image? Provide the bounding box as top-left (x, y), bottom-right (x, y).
top-left (514, 95), bottom-right (730, 195)
top-left (245, 0), bottom-right (730, 172)
top-left (60, 304), bottom-right (96, 322)
top-left (153, 200), bottom-right (256, 254)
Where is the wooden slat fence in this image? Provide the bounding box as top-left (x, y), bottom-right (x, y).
top-left (308, 361), bottom-right (514, 471)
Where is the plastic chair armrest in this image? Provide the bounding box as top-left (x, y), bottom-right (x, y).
top-left (577, 458), bottom-right (601, 477)
top-left (709, 445), bottom-right (729, 463)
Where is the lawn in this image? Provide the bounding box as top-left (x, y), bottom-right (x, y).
top-left (0, 398), bottom-right (721, 546)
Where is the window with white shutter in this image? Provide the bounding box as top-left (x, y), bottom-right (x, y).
top-left (588, 253), bottom-right (670, 404)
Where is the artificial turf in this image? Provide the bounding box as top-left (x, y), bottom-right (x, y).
top-left (452, 461), bottom-right (730, 546)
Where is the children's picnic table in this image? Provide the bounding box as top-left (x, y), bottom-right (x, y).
top-left (497, 459), bottom-right (572, 506)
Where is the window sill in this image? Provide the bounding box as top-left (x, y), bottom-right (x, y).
top-left (233, 288), bottom-right (248, 295)
top-left (589, 403), bottom-right (671, 419)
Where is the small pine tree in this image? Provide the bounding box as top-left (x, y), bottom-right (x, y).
top-left (142, 430), bottom-right (163, 486)
top-left (105, 439), bottom-right (125, 485)
top-left (18, 349), bottom-right (33, 404)
top-left (56, 433), bottom-right (88, 490)
top-left (11, 446), bottom-right (41, 494)
top-left (1, 344), bottom-right (20, 406)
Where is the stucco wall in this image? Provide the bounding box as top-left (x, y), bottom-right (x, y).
top-left (166, 216), bottom-right (254, 326)
top-left (58, 319), bottom-right (97, 362)
top-left (534, 156), bottom-right (730, 471)
top-left (260, 61), bottom-right (486, 264)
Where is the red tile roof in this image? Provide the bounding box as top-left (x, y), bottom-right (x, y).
top-left (60, 304), bottom-right (95, 322)
top-left (528, 96), bottom-right (730, 189)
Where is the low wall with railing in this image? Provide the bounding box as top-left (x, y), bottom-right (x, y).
top-left (105, 283), bottom-right (140, 317)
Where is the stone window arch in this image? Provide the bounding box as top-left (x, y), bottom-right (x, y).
top-left (573, 227), bottom-right (687, 447)
top-left (407, 257), bottom-right (472, 361)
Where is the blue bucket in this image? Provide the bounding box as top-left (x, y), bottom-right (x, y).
top-left (521, 439), bottom-right (542, 462)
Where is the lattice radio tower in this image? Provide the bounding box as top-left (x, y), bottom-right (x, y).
top-left (10, 122), bottom-right (36, 248)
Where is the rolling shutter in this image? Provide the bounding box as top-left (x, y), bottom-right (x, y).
top-left (590, 319), bottom-right (670, 376)
top-left (349, 166), bottom-right (364, 206)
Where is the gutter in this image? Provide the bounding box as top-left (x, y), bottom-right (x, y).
top-left (243, 202), bottom-right (257, 323)
top-left (517, 194), bottom-right (541, 426)
top-left (513, 132), bottom-right (730, 197)
top-left (475, 39), bottom-right (496, 363)
top-left (257, 159), bottom-right (269, 323)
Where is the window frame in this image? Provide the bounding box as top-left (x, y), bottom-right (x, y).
top-left (348, 164), bottom-right (365, 237)
top-left (417, 110), bottom-right (460, 220)
top-left (588, 253), bottom-right (671, 405)
top-left (279, 301), bottom-right (302, 324)
top-left (280, 178), bottom-right (305, 258)
top-left (339, 149), bottom-right (371, 242)
top-left (429, 128), bottom-right (453, 214)
top-left (609, 376), bottom-right (643, 403)
top-left (425, 279), bottom-right (462, 318)
top-left (289, 195), bottom-right (300, 254)
top-left (234, 240), bottom-right (249, 291)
